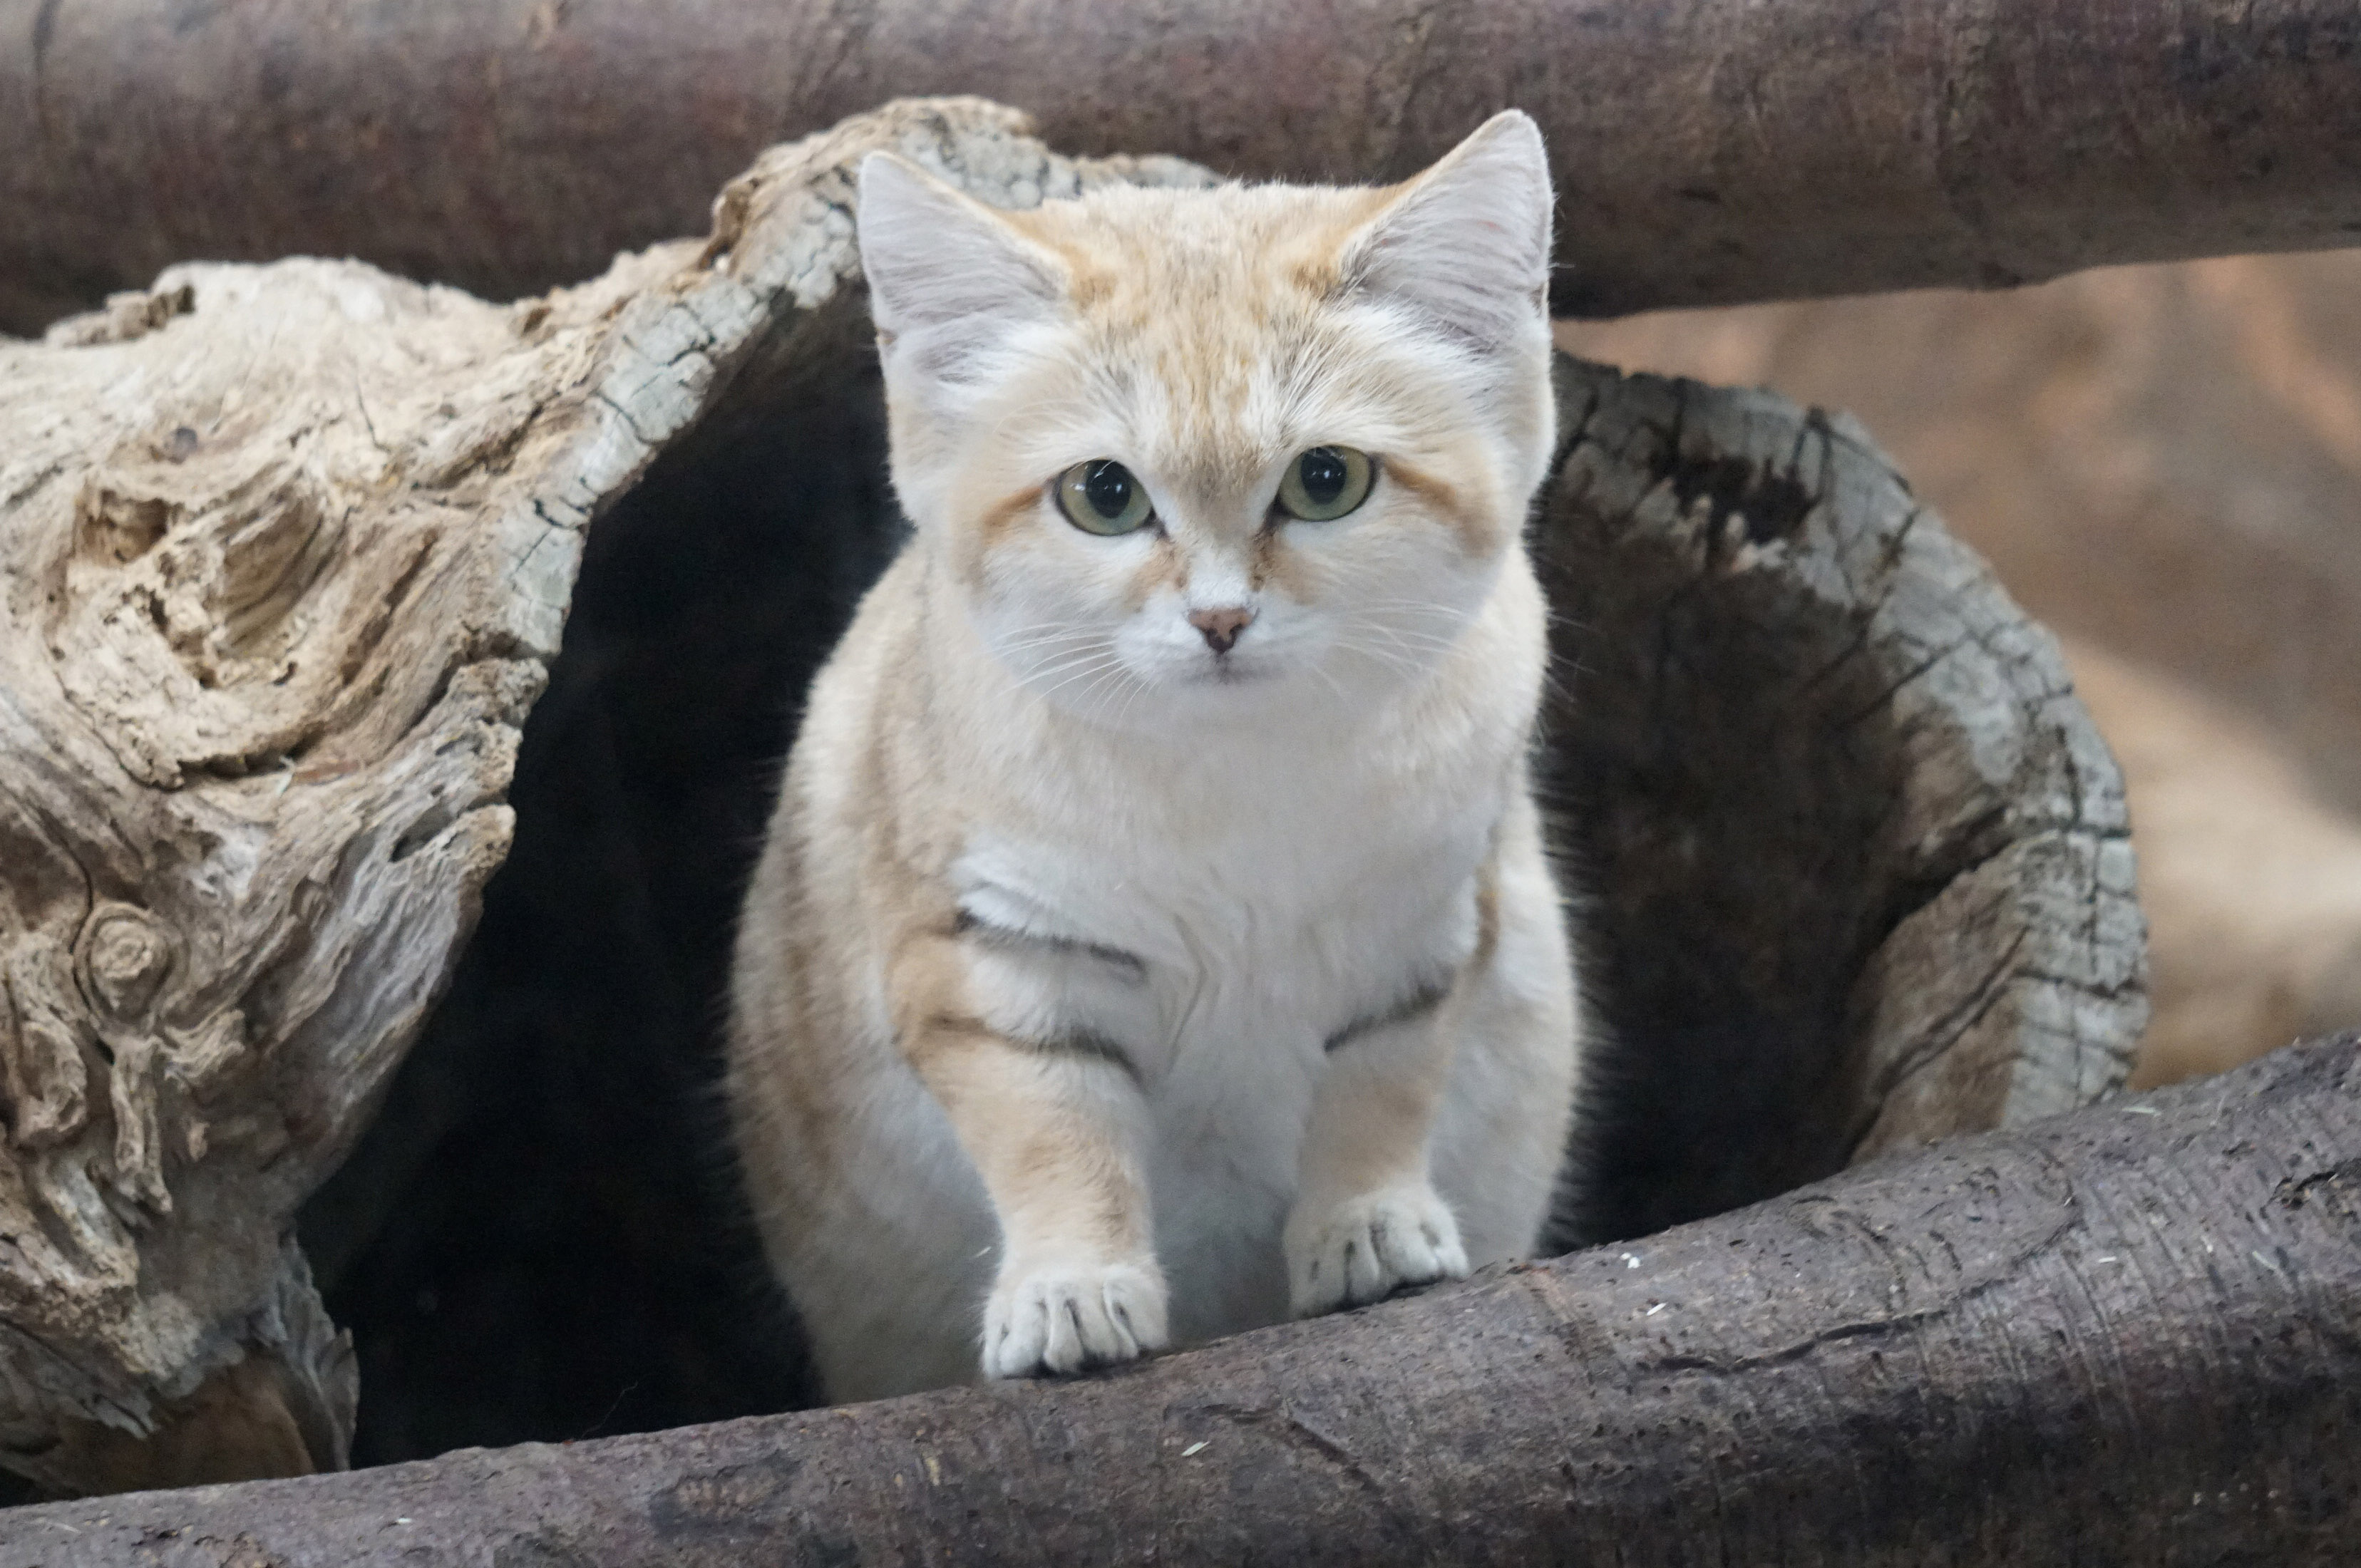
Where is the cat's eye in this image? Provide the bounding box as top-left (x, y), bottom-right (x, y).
top-left (1275, 445), bottom-right (1374, 522)
top-left (1055, 459), bottom-right (1156, 536)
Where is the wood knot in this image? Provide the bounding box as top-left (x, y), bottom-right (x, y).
top-left (76, 904), bottom-right (178, 1023)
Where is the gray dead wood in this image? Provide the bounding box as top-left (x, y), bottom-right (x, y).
top-left (6, 0), bottom-right (2361, 336)
top-left (0, 100), bottom-right (2147, 1495)
top-left (0, 245), bottom-right (637, 1493)
top-left (3, 1034), bottom-right (2350, 1567)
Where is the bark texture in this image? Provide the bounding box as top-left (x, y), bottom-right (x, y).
top-left (3, 1034), bottom-right (2350, 1566)
top-left (6, 0), bottom-right (2361, 336)
top-left (0, 244), bottom-right (681, 1489)
top-left (0, 100), bottom-right (2146, 1492)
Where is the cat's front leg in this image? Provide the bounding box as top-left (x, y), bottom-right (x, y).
top-left (1285, 966), bottom-right (1473, 1317)
top-left (897, 949), bottom-right (1168, 1378)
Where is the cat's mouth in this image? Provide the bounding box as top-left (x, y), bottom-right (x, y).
top-left (1195, 656), bottom-right (1277, 687)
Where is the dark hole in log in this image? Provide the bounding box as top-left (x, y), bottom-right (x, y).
top-left (1536, 372), bottom-right (1906, 1247)
top-left (299, 291), bottom-right (902, 1458)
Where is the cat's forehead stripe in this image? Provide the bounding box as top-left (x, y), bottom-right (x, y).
top-left (1008, 182), bottom-right (1374, 327)
top-left (990, 187), bottom-right (1431, 505)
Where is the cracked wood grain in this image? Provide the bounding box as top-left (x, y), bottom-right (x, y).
top-left (0, 1035), bottom-right (2347, 1566)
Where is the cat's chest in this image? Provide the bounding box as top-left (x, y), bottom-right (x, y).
top-left (950, 783), bottom-right (1491, 1073)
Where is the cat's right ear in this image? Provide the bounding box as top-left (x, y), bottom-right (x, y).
top-left (1338, 112), bottom-right (1553, 362)
top-left (856, 153), bottom-right (1066, 388)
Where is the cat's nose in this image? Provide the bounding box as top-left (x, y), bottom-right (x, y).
top-left (1188, 606), bottom-right (1255, 654)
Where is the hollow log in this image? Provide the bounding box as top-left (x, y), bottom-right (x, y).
top-left (7, 0), bottom-right (2361, 337)
top-left (0, 100), bottom-right (2145, 1495)
top-left (1555, 262), bottom-right (2361, 1087)
top-left (1533, 354), bottom-right (2149, 1244)
top-left (285, 100), bottom-right (2141, 1458)
top-left (4, 1033), bottom-right (2350, 1565)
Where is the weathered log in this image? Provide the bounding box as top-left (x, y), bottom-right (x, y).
top-left (1535, 356), bottom-right (2146, 1243)
top-left (1556, 260), bottom-right (2361, 1087)
top-left (0, 241), bottom-right (640, 1489)
top-left (0, 99), bottom-right (2144, 1493)
top-left (7, 0), bottom-right (2361, 337)
top-left (4, 1033), bottom-right (2350, 1565)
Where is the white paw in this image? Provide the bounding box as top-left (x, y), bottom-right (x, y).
top-left (981, 1259), bottom-right (1169, 1380)
top-left (1285, 1185), bottom-right (1468, 1318)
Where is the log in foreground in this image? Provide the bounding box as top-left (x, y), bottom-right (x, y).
top-left (2, 1035), bottom-right (2351, 1565)
top-left (7, 0), bottom-right (2361, 336)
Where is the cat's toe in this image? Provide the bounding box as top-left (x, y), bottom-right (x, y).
top-left (982, 1261), bottom-right (1169, 1380)
top-left (1285, 1185), bottom-right (1469, 1318)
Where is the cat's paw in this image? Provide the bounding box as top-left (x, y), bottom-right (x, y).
top-left (1285, 1185), bottom-right (1468, 1318)
top-left (982, 1260), bottom-right (1170, 1380)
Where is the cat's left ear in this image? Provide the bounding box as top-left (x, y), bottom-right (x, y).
top-left (1342, 110), bottom-right (1554, 356)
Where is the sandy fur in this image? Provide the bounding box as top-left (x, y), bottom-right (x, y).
top-left (728, 113), bottom-right (1583, 1401)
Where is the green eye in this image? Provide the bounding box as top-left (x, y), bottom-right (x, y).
top-left (1055, 459), bottom-right (1156, 536)
top-left (1275, 445), bottom-right (1374, 522)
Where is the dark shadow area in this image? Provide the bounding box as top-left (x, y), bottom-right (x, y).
top-left (299, 293), bottom-right (902, 1459)
top-left (1535, 368), bottom-right (1913, 1249)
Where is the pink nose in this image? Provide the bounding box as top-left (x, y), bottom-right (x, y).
top-left (1188, 606), bottom-right (1254, 654)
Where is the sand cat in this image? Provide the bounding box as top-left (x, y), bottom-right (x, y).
top-left (727, 112), bottom-right (1582, 1401)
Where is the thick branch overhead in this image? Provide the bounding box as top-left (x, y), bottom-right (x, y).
top-left (4, 0), bottom-right (2361, 334)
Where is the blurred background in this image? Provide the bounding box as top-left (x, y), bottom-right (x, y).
top-left (1558, 250), bottom-right (2361, 1090)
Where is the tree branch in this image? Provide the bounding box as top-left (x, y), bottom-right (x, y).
top-left (6, 0), bottom-right (2361, 336)
top-left (3, 1034), bottom-right (2351, 1566)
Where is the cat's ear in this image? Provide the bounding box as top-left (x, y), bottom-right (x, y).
top-left (1342, 111), bottom-right (1554, 355)
top-left (857, 153), bottom-right (1065, 386)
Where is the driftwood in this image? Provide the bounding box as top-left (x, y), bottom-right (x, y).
top-left (0, 100), bottom-right (2146, 1495)
top-left (8, 0), bottom-right (2361, 336)
top-left (3, 1033), bottom-right (2350, 1566)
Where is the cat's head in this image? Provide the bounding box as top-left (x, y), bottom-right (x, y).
top-left (856, 113), bottom-right (1555, 731)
